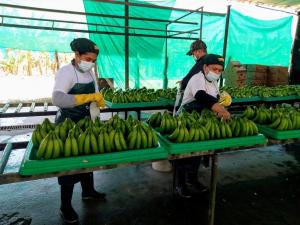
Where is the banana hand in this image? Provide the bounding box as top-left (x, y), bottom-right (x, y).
top-left (219, 91), bottom-right (232, 107)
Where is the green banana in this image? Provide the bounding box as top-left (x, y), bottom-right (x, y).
top-left (71, 137), bottom-right (79, 156)
top-left (140, 129), bottom-right (148, 149)
top-left (104, 132), bottom-right (111, 152)
top-left (128, 129), bottom-right (137, 150)
top-left (52, 139), bottom-right (61, 159)
top-left (64, 137), bottom-right (72, 157)
top-left (44, 137), bottom-right (53, 160)
top-left (135, 129), bottom-right (142, 149)
top-left (114, 131), bottom-right (122, 151)
top-left (151, 130), bottom-right (159, 147)
top-left (36, 136), bottom-right (49, 159)
top-left (98, 132), bottom-right (105, 154)
top-left (183, 127), bottom-right (190, 142)
top-left (78, 132), bottom-right (87, 155)
top-left (119, 131), bottom-right (128, 150)
top-left (84, 132), bottom-right (91, 155)
top-left (90, 132), bottom-right (98, 154)
top-left (176, 127), bottom-right (185, 143)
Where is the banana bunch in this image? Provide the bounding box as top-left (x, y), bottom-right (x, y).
top-left (268, 108), bottom-right (300, 130)
top-left (41, 118), bottom-right (55, 133)
top-left (243, 104), bottom-right (300, 131)
top-left (251, 107), bottom-right (271, 124)
top-left (229, 117), bottom-right (258, 137)
top-left (36, 131), bottom-right (63, 160)
top-left (64, 130), bottom-right (79, 157)
top-left (242, 106), bottom-right (256, 119)
top-left (127, 123), bottom-right (158, 149)
top-left (205, 118), bottom-right (233, 139)
top-left (54, 123), bottom-right (68, 141)
top-left (159, 112), bottom-right (177, 134)
top-left (107, 114), bottom-right (127, 135)
top-left (148, 112), bottom-right (162, 128)
top-left (77, 116), bottom-right (94, 131)
top-left (77, 127), bottom-right (99, 155)
top-left (268, 115), bottom-right (294, 130)
top-left (32, 124), bottom-right (48, 147)
top-left (69, 124), bottom-right (83, 139)
top-left (168, 123), bottom-right (208, 143)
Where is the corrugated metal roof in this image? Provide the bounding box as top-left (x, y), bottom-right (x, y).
top-left (232, 0), bottom-right (300, 12)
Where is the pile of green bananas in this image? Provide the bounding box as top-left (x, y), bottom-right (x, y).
top-left (101, 87), bottom-right (178, 103)
top-left (148, 110), bottom-right (258, 143)
top-left (221, 86), bottom-right (261, 98)
top-left (243, 104), bottom-right (300, 130)
top-left (222, 85), bottom-right (300, 98)
top-left (32, 115), bottom-right (159, 160)
top-left (102, 87), bottom-right (160, 103)
top-left (155, 87), bottom-right (177, 100)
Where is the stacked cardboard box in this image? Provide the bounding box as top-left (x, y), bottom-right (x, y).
top-left (223, 62), bottom-right (289, 87)
top-left (223, 61), bottom-right (246, 87)
top-left (245, 64), bottom-right (268, 86)
top-left (266, 66), bottom-right (289, 86)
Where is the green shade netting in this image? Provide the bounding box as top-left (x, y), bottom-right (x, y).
top-left (226, 9), bottom-right (293, 67)
top-left (0, 0), bottom-right (88, 52)
top-left (0, 0), bottom-right (294, 89)
top-left (84, 0), bottom-right (226, 89)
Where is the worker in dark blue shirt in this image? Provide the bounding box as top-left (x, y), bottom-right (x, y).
top-left (180, 39), bottom-right (207, 91)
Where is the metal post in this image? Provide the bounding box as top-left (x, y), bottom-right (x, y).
top-left (125, 0), bottom-right (129, 89)
top-left (163, 24), bottom-right (169, 89)
top-left (290, 12), bottom-right (300, 84)
top-left (208, 153), bottom-right (218, 225)
top-left (200, 7), bottom-right (203, 39)
top-left (220, 5), bottom-right (231, 87)
top-left (0, 143), bottom-right (13, 174)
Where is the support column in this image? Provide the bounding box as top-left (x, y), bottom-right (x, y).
top-left (163, 24), bottom-right (169, 89)
top-left (125, 0), bottom-right (129, 89)
top-left (290, 12), bottom-right (300, 84)
top-left (220, 5), bottom-right (231, 87)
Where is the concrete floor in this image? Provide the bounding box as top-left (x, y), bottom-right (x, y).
top-left (0, 116), bottom-right (300, 225)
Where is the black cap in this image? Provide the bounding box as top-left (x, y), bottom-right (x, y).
top-left (186, 40), bottom-right (207, 55)
top-left (70, 38), bottom-right (99, 55)
top-left (203, 54), bottom-right (224, 67)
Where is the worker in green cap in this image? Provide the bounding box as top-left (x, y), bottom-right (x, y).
top-left (52, 38), bottom-right (106, 224)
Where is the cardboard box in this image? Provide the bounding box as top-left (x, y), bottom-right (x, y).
top-left (245, 64), bottom-right (268, 73)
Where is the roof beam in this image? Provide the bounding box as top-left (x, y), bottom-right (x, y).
top-left (91, 0), bottom-right (226, 16)
top-left (0, 3), bottom-right (198, 25)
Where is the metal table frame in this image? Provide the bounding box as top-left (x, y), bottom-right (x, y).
top-left (1, 138), bottom-right (288, 225)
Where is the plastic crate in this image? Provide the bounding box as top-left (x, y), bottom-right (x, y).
top-left (19, 141), bottom-right (167, 176)
top-left (158, 133), bottom-right (267, 155)
top-left (105, 100), bottom-right (168, 109)
top-left (232, 96), bottom-right (261, 103)
top-left (257, 124), bottom-right (300, 140)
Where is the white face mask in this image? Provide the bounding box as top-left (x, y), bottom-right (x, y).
top-left (193, 55), bottom-right (198, 61)
top-left (78, 60), bottom-right (95, 72)
top-left (206, 71), bottom-right (221, 82)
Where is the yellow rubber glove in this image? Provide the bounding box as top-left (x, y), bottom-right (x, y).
top-left (218, 91), bottom-right (232, 107)
top-left (74, 93), bottom-right (105, 108)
